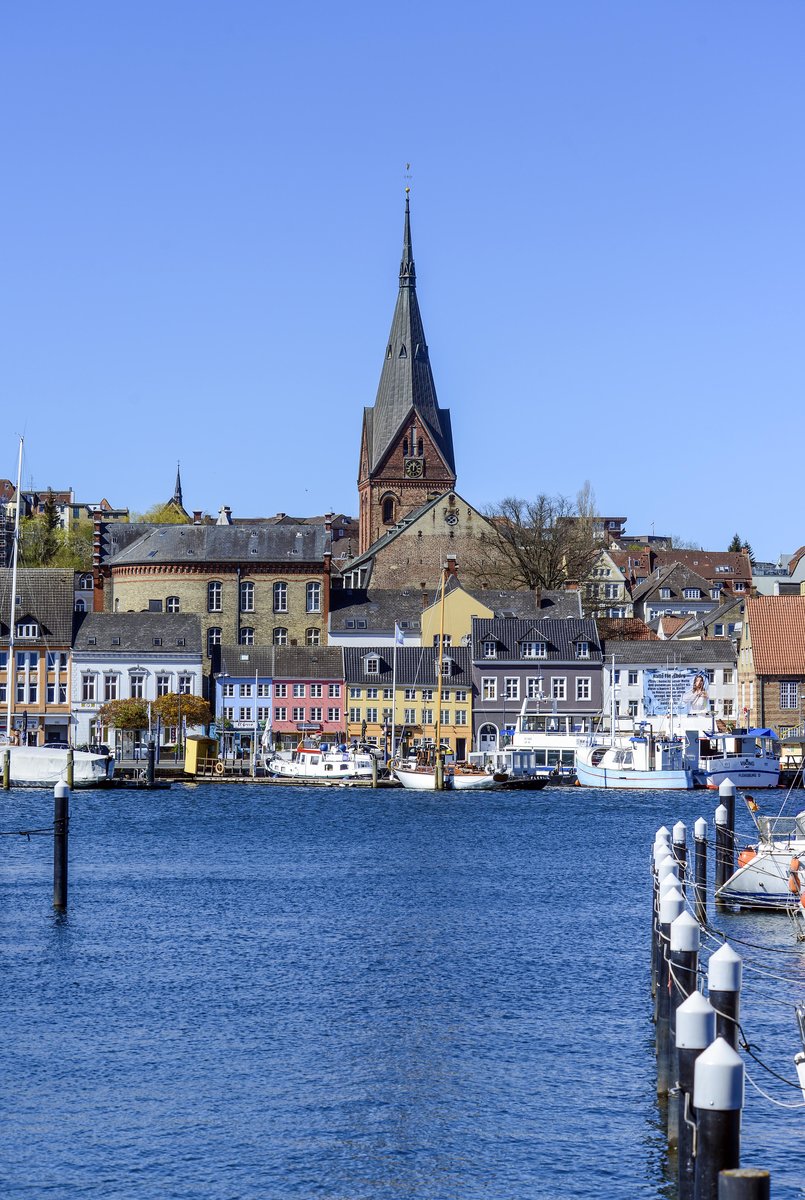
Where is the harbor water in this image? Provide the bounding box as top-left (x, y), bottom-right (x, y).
top-left (2, 783), bottom-right (804, 1199)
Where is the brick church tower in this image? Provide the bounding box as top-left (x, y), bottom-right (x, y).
top-left (357, 195), bottom-right (456, 553)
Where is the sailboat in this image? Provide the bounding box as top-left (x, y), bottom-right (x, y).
top-left (0, 438), bottom-right (115, 787)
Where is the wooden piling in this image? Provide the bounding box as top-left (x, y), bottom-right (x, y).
top-left (66, 748), bottom-right (74, 790)
top-left (717, 1169), bottom-right (770, 1199)
top-left (693, 1037), bottom-right (744, 1200)
top-left (715, 804), bottom-right (729, 901)
top-left (677, 992), bottom-right (716, 1200)
top-left (53, 780), bottom-right (69, 911)
top-left (371, 754), bottom-right (378, 787)
top-left (694, 817), bottom-right (708, 927)
top-left (146, 742), bottom-right (156, 787)
top-left (2, 748), bottom-right (9, 790)
top-left (673, 821), bottom-right (688, 897)
top-left (708, 944), bottom-right (742, 1050)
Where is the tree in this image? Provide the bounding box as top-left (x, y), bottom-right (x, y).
top-left (153, 693), bottom-right (212, 729)
top-left (20, 516), bottom-right (94, 569)
top-left (727, 533), bottom-right (754, 562)
top-left (472, 485), bottom-right (600, 597)
top-left (97, 698), bottom-right (150, 730)
top-left (131, 502), bottom-right (190, 525)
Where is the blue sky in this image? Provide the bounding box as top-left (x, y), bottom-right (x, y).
top-left (3, 2), bottom-right (803, 560)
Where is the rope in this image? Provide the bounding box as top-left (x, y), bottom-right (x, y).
top-left (0, 826), bottom-right (55, 837)
top-left (745, 1065), bottom-right (805, 1109)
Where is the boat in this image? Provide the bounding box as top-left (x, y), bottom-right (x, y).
top-left (264, 741), bottom-right (376, 782)
top-left (393, 756), bottom-right (500, 791)
top-left (1, 438), bottom-right (114, 788)
top-left (508, 704), bottom-right (606, 783)
top-left (678, 721), bottom-right (781, 790)
top-left (717, 810), bottom-right (805, 910)
top-left (467, 746), bottom-right (549, 789)
top-left (574, 728), bottom-right (694, 790)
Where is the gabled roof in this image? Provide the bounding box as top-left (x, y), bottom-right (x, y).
top-left (329, 587), bottom-right (425, 635)
top-left (471, 617), bottom-right (602, 661)
top-left (602, 639), bottom-right (736, 666)
top-left (632, 562), bottom-right (717, 603)
top-left (745, 596), bottom-right (805, 675)
top-left (107, 523), bottom-right (331, 567)
top-left (0, 568), bottom-right (75, 645)
top-left (343, 644), bottom-right (471, 687)
top-left (73, 612), bottom-right (202, 653)
top-left (595, 617), bottom-right (658, 641)
top-left (220, 645), bottom-right (344, 680)
top-left (339, 492), bottom-right (478, 573)
top-left (364, 197), bottom-right (454, 475)
top-left (652, 549), bottom-right (751, 584)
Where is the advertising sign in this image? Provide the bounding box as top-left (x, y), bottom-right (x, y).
top-left (643, 667), bottom-right (710, 718)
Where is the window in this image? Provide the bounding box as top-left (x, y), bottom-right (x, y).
top-left (82, 674), bottom-right (96, 702)
top-left (328, 684), bottom-right (341, 698)
top-left (710, 589), bottom-right (720, 600)
top-left (156, 675), bottom-right (170, 697)
top-left (705, 670), bottom-right (715, 684)
top-left (366, 687), bottom-right (378, 699)
top-left (421, 689), bottom-right (433, 702)
top-left (366, 656), bottom-right (380, 675)
top-left (239, 707), bottom-right (252, 722)
top-left (714, 624), bottom-right (724, 637)
top-left (482, 677), bottom-right (497, 701)
top-left (432, 634), bottom-right (452, 649)
top-left (382, 495), bottom-right (395, 524)
top-left (306, 582), bottom-right (321, 613)
top-left (439, 708), bottom-right (449, 725)
top-left (455, 709), bottom-right (467, 725)
top-left (258, 707), bottom-right (270, 722)
top-left (275, 707), bottom-right (287, 721)
top-left (239, 627), bottom-right (255, 645)
top-left (16, 680), bottom-right (25, 703)
top-left (16, 622), bottom-right (38, 638)
top-left (240, 580), bottom-right (254, 612)
top-left (660, 588), bottom-right (671, 600)
top-left (328, 707), bottom-right (341, 723)
top-left (240, 684), bottom-right (253, 698)
top-left (349, 687), bottom-right (361, 699)
top-left (74, 598), bottom-right (86, 613)
top-left (404, 708), bottom-right (416, 724)
top-left (275, 683), bottom-right (287, 698)
top-left (482, 640), bottom-right (497, 658)
top-left (306, 627), bottom-right (321, 646)
top-left (454, 690), bottom-right (467, 702)
top-left (47, 652), bottom-right (67, 671)
top-left (576, 642), bottom-right (590, 660)
top-left (723, 700), bottom-right (734, 716)
top-left (734, 582), bottom-right (746, 593)
top-left (683, 588), bottom-right (701, 600)
top-left (166, 596), bottom-right (180, 613)
top-left (504, 677), bottom-right (520, 701)
top-left (366, 707), bottom-right (378, 723)
top-left (310, 707), bottom-right (323, 722)
top-left (273, 582), bottom-right (288, 612)
top-left (223, 683), bottom-right (235, 698)
top-left (421, 708), bottom-right (433, 725)
top-left (148, 599), bottom-right (163, 612)
top-left (628, 671), bottom-right (638, 686)
top-left (722, 669), bottom-right (733, 685)
top-left (207, 627), bottom-right (221, 656)
top-left (522, 642), bottom-right (545, 661)
top-left (780, 682), bottom-right (799, 709)
top-left (551, 677), bottom-right (567, 701)
top-left (47, 682), bottom-right (55, 703)
top-left (178, 675), bottom-right (192, 695)
top-left (310, 683), bottom-right (323, 698)
top-left (526, 677), bottom-right (544, 699)
top-left (604, 584), bottom-right (619, 599)
top-left (130, 674), bottom-right (145, 699)
top-left (576, 677), bottom-right (591, 701)
top-left (273, 627), bottom-right (288, 646)
top-left (293, 684), bottom-right (306, 698)
top-left (223, 707), bottom-right (234, 722)
top-left (292, 706), bottom-right (305, 722)
top-left (349, 707), bottom-right (362, 723)
top-left (27, 681), bottom-right (37, 703)
top-left (628, 700), bottom-right (639, 718)
top-left (104, 675), bottom-right (119, 701)
top-left (404, 687), bottom-right (416, 701)
top-left (207, 581), bottom-right (222, 612)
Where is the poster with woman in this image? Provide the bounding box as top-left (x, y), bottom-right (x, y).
top-left (643, 668), bottom-right (710, 717)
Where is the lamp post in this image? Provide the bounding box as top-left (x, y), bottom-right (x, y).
top-left (216, 672), bottom-right (229, 761)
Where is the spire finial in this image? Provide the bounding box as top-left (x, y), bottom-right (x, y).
top-left (400, 168), bottom-right (415, 288)
top-left (173, 461), bottom-right (183, 508)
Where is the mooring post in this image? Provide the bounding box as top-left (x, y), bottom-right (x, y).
top-left (718, 779), bottom-right (736, 882)
top-left (658, 884), bottom-right (685, 1096)
top-left (693, 1037), bottom-right (744, 1200)
top-left (53, 779), bottom-right (69, 911)
top-left (371, 754), bottom-right (378, 787)
top-left (66, 747), bottom-right (74, 790)
top-left (714, 804), bottom-right (729, 901)
top-left (694, 817), bottom-right (708, 926)
top-left (668, 910), bottom-right (701, 1148)
top-left (656, 864), bottom-right (680, 1021)
top-left (677, 992), bottom-right (716, 1200)
top-left (708, 944), bottom-right (742, 1050)
top-left (652, 839), bottom-right (673, 999)
top-left (146, 741), bottom-right (155, 787)
top-left (673, 821), bottom-right (688, 897)
top-left (717, 1168), bottom-right (770, 1199)
top-left (2, 747), bottom-right (9, 790)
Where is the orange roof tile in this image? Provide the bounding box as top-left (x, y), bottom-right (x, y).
top-left (746, 596), bottom-right (805, 675)
top-left (595, 617), bottom-right (658, 641)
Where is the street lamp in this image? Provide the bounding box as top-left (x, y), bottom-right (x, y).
top-left (216, 672), bottom-right (229, 761)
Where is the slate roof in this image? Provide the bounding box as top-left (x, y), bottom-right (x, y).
top-left (343, 644), bottom-right (472, 688)
top-left (602, 639), bottom-right (736, 666)
top-left (469, 588), bottom-right (582, 620)
top-left (471, 617), bottom-right (602, 662)
top-left (98, 522), bottom-right (153, 565)
top-left (329, 588), bottom-right (425, 634)
top-left (745, 596), bottom-right (805, 675)
top-left (107, 523), bottom-right (331, 566)
top-left (73, 612), bottom-right (202, 653)
top-left (364, 198), bottom-right (455, 475)
top-left (653, 549), bottom-right (752, 584)
top-left (631, 562), bottom-right (719, 603)
top-left (0, 568), bottom-right (75, 645)
top-left (220, 644), bottom-right (344, 680)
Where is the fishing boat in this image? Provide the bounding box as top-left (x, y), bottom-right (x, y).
top-left (466, 746), bottom-right (549, 789)
top-left (265, 741), bottom-right (376, 782)
top-left (1, 439), bottom-right (114, 788)
top-left (681, 723), bottom-right (781, 790)
top-left (717, 810), bottom-right (805, 910)
top-left (574, 730), bottom-right (695, 790)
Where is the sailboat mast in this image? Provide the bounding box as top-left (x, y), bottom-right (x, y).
top-left (434, 566), bottom-right (447, 770)
top-left (6, 437), bottom-right (23, 743)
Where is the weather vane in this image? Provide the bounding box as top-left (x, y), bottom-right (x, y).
top-left (404, 162), bottom-right (412, 194)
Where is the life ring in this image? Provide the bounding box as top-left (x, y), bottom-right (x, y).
top-left (789, 856), bottom-right (801, 894)
top-left (214, 761), bottom-right (225, 776)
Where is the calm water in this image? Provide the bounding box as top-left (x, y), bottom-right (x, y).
top-left (2, 783), bottom-right (804, 1199)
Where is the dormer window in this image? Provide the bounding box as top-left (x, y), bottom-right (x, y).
top-left (575, 641), bottom-right (590, 660)
top-left (683, 588), bottom-right (701, 600)
top-left (366, 656), bottom-right (380, 675)
top-left (16, 621), bottom-right (38, 638)
top-left (710, 588), bottom-right (720, 600)
top-left (440, 656), bottom-right (453, 677)
top-left (660, 588), bottom-right (672, 599)
top-left (522, 641), bottom-right (546, 659)
top-left (482, 639), bottom-right (497, 659)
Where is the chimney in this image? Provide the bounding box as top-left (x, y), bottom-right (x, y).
top-left (193, 510), bottom-right (202, 525)
top-left (216, 505), bottom-right (233, 526)
top-left (445, 555), bottom-right (458, 578)
top-left (421, 585), bottom-right (429, 609)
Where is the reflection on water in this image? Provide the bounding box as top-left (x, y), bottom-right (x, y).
top-left (1, 784), bottom-right (804, 1198)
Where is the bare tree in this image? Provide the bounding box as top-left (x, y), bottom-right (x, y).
top-left (471, 486), bottom-right (600, 599)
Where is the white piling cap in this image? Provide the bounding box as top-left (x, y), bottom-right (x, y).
top-left (54, 780), bottom-right (70, 798)
top-left (694, 817), bottom-right (707, 840)
top-left (659, 871), bottom-right (681, 898)
top-left (660, 886), bottom-right (685, 925)
top-left (693, 1036), bottom-right (744, 1111)
top-left (654, 844), bottom-right (673, 868)
top-left (671, 910), bottom-right (700, 953)
top-left (676, 991), bottom-right (716, 1049)
top-left (658, 857), bottom-right (679, 881)
top-left (719, 777), bottom-right (737, 798)
top-left (656, 825), bottom-right (671, 839)
top-left (715, 803), bottom-right (728, 826)
top-left (708, 943), bottom-right (742, 993)
top-left (673, 820), bottom-right (687, 846)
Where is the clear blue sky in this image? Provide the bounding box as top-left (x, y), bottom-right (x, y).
top-left (3, 1), bottom-right (803, 560)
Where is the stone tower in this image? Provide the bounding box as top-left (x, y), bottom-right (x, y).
top-left (357, 196), bottom-right (456, 553)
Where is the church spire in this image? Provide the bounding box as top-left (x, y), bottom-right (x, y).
top-left (399, 191), bottom-right (415, 288)
top-left (173, 462), bottom-right (183, 508)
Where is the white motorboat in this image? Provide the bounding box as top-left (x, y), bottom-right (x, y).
top-left (393, 761), bottom-right (499, 790)
top-left (683, 725), bottom-right (780, 790)
top-left (0, 742), bottom-right (115, 788)
top-left (717, 811), bottom-right (805, 910)
top-left (265, 742), bottom-right (376, 782)
top-left (575, 731), bottom-right (694, 790)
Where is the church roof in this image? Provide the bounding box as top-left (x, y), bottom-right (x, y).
top-left (365, 197), bottom-right (455, 474)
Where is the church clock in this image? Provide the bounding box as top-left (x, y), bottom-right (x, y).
top-left (404, 457), bottom-right (424, 478)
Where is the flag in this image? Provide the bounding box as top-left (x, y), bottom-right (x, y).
top-left (394, 622), bottom-right (404, 646)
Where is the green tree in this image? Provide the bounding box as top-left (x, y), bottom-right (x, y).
top-left (131, 502), bottom-right (191, 524)
top-left (153, 693), bottom-right (212, 729)
top-left (20, 516), bottom-right (93, 569)
top-left (97, 698), bottom-right (149, 730)
top-left (727, 533), bottom-right (754, 562)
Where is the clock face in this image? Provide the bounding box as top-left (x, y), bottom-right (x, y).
top-left (404, 458), bottom-right (423, 478)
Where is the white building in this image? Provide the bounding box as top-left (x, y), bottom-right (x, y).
top-left (603, 639), bottom-right (738, 726)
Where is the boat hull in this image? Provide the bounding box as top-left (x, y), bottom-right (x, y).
top-left (717, 850), bottom-right (802, 909)
top-left (393, 768), bottom-right (497, 791)
top-left (574, 759), bottom-right (694, 790)
top-left (699, 760), bottom-right (780, 789)
top-left (2, 747), bottom-right (115, 788)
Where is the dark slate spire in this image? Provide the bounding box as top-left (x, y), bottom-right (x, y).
top-left (366, 195), bottom-right (455, 473)
top-left (173, 462), bottom-right (183, 508)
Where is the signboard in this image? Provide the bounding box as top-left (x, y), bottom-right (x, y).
top-left (643, 667), bottom-right (710, 718)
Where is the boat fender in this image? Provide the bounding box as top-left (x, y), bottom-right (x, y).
top-left (215, 761), bottom-right (225, 775)
top-left (737, 848), bottom-right (757, 869)
top-left (789, 856), bottom-right (801, 894)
